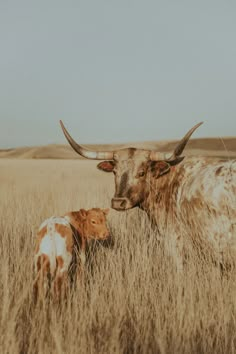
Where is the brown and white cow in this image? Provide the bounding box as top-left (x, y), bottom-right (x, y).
top-left (34, 208), bottom-right (110, 300)
top-left (60, 121), bottom-right (236, 270)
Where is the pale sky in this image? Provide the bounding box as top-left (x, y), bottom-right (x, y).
top-left (0, 0), bottom-right (236, 148)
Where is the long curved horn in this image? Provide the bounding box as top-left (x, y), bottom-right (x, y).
top-left (167, 122), bottom-right (203, 160)
top-left (149, 122), bottom-right (203, 161)
top-left (60, 120), bottom-right (114, 160)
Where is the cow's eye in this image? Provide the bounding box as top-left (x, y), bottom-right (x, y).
top-left (138, 170), bottom-right (145, 177)
top-left (91, 220), bottom-right (96, 225)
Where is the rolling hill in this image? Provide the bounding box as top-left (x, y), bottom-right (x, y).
top-left (0, 137), bottom-right (235, 159)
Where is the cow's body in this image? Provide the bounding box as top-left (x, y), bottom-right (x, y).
top-left (140, 157), bottom-right (236, 268)
top-left (60, 121), bottom-right (236, 269)
top-left (34, 208), bottom-right (110, 300)
top-left (143, 158), bottom-right (236, 237)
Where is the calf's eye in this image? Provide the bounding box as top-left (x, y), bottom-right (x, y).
top-left (91, 220), bottom-right (96, 225)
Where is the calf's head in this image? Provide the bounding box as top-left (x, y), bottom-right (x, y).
top-left (60, 121), bottom-right (203, 211)
top-left (71, 208), bottom-right (110, 240)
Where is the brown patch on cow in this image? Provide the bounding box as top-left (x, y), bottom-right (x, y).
top-left (128, 148), bottom-right (136, 158)
top-left (117, 172), bottom-right (129, 197)
top-left (35, 226), bottom-right (47, 253)
top-left (36, 254), bottom-right (50, 275)
top-left (55, 224), bottom-right (73, 253)
top-left (54, 256), bottom-right (67, 300)
top-left (190, 197), bottom-right (205, 210)
top-left (56, 256), bottom-right (64, 270)
top-left (66, 211), bottom-right (84, 231)
top-left (152, 169), bottom-right (183, 208)
top-left (54, 224), bottom-right (68, 237)
top-left (215, 166), bottom-right (223, 176)
top-left (33, 254), bottom-right (51, 302)
top-left (127, 183), bottom-right (147, 206)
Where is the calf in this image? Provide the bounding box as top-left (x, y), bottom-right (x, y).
top-left (33, 208), bottom-right (110, 300)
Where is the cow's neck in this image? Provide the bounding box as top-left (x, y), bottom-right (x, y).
top-left (139, 157), bottom-right (211, 229)
top-left (140, 164), bottom-right (185, 229)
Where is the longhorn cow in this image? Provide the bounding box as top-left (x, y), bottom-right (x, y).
top-left (60, 121), bottom-right (236, 269)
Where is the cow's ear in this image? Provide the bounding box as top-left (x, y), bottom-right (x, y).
top-left (97, 161), bottom-right (115, 172)
top-left (149, 161), bottom-right (170, 178)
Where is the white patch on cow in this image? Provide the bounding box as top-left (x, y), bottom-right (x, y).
top-left (39, 216), bottom-right (70, 231)
top-left (38, 218), bottom-right (52, 231)
top-left (211, 183), bottom-right (225, 207)
top-left (51, 217), bottom-right (70, 226)
top-left (40, 234), bottom-right (55, 254)
top-left (64, 215), bottom-right (71, 223)
top-left (39, 233), bottom-right (57, 273)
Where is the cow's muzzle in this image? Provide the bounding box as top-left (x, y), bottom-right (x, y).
top-left (111, 198), bottom-right (131, 211)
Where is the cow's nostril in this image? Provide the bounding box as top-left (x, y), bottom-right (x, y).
top-left (112, 198), bottom-right (129, 210)
top-left (120, 200), bottom-right (127, 208)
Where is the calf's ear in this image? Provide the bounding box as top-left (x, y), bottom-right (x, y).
top-left (97, 161), bottom-right (115, 172)
top-left (149, 161), bottom-right (170, 178)
top-left (80, 209), bottom-right (87, 219)
top-left (103, 208), bottom-right (110, 215)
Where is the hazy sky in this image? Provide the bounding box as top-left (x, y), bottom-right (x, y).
top-left (1, 0), bottom-right (236, 148)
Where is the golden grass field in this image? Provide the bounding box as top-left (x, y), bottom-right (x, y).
top-left (0, 138), bottom-right (236, 354)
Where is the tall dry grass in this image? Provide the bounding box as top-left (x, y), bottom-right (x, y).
top-left (0, 159), bottom-right (236, 354)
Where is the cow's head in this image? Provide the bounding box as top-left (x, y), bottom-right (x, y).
top-left (60, 121), bottom-right (203, 211)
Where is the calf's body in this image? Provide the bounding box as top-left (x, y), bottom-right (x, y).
top-left (34, 208), bottom-right (110, 300)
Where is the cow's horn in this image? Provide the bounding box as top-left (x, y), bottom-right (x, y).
top-left (167, 122), bottom-right (203, 161)
top-left (60, 120), bottom-right (114, 160)
top-left (149, 122), bottom-right (203, 161)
